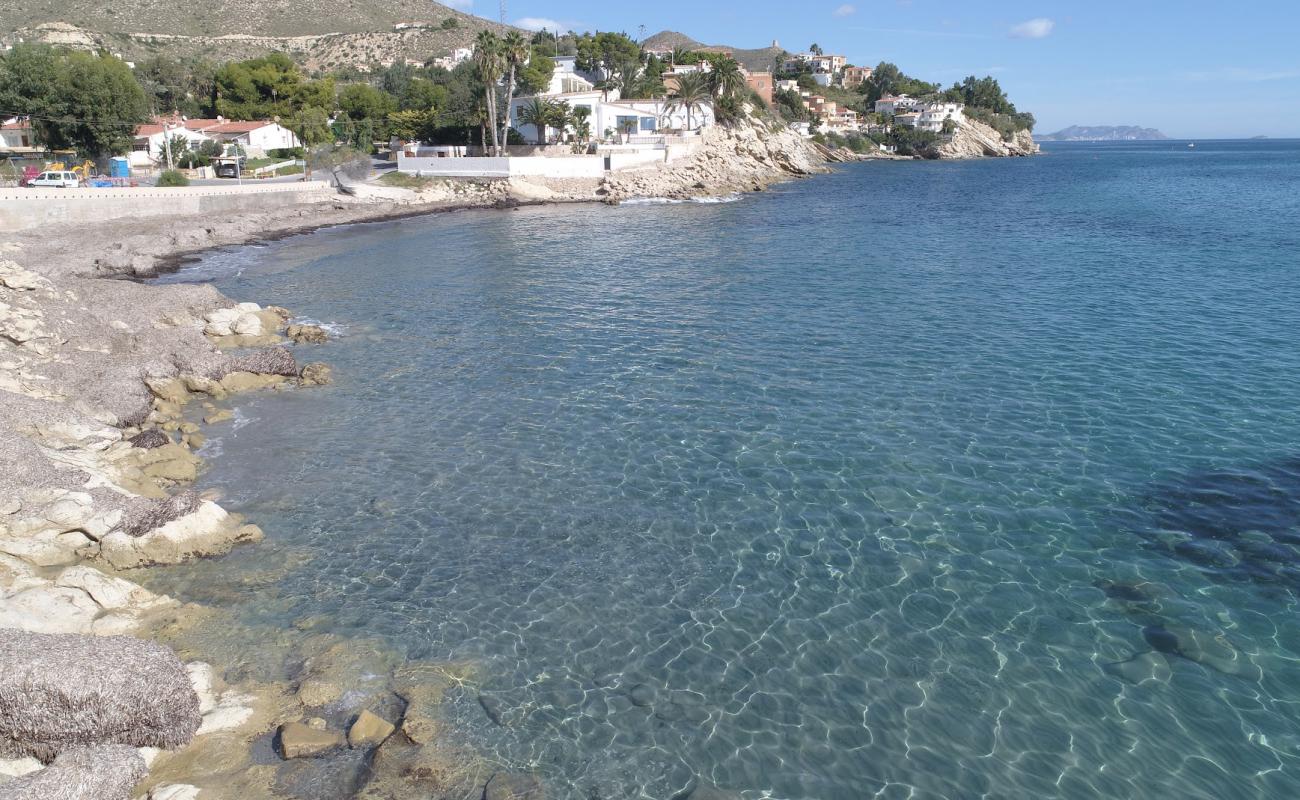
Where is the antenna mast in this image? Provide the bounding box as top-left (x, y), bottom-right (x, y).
top-left (499, 0), bottom-right (507, 25)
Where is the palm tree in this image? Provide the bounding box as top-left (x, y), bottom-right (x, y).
top-left (708, 57), bottom-right (746, 100)
top-left (670, 46), bottom-right (692, 67)
top-left (474, 30), bottom-right (505, 155)
top-left (499, 32), bottom-right (530, 153)
top-left (519, 97), bottom-right (566, 145)
top-left (666, 71), bottom-right (711, 131)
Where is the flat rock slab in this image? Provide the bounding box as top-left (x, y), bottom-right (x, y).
top-left (278, 722), bottom-right (345, 759)
top-left (347, 709), bottom-right (395, 749)
top-left (485, 772), bottom-right (545, 800)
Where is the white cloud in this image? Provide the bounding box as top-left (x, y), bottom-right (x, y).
top-left (515, 17), bottom-right (581, 32)
top-left (443, 0), bottom-right (472, 9)
top-left (1009, 18), bottom-right (1054, 39)
top-left (833, 4), bottom-right (857, 16)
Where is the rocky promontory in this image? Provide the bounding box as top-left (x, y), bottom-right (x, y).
top-left (934, 118), bottom-right (1040, 159)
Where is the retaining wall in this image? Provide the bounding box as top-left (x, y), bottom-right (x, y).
top-left (396, 154), bottom-right (606, 179)
top-left (0, 181), bottom-right (335, 232)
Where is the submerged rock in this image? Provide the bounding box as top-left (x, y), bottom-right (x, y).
top-left (0, 630), bottom-right (200, 761)
top-left (278, 722), bottom-right (345, 759)
top-left (299, 363), bottom-right (333, 386)
top-left (484, 772), bottom-right (545, 800)
top-left (287, 324), bottom-right (329, 344)
top-left (348, 710), bottom-right (395, 749)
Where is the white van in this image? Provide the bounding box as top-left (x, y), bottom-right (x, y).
top-left (29, 171), bottom-right (81, 188)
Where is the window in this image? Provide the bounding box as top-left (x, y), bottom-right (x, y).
top-left (640, 118), bottom-right (656, 132)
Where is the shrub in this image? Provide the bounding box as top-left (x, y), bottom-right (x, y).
top-left (269, 147), bottom-right (305, 160)
top-left (157, 170), bottom-right (189, 186)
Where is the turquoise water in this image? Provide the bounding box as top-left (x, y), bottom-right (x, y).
top-left (154, 141), bottom-right (1300, 799)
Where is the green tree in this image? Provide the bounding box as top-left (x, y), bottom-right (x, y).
top-left (665, 71), bottom-right (711, 131)
top-left (135, 55), bottom-right (217, 118)
top-left (400, 78), bottom-right (448, 113)
top-left (810, 43), bottom-right (823, 55)
top-left (291, 106), bottom-right (334, 148)
top-left (575, 32), bottom-right (642, 88)
top-left (4, 48), bottom-right (150, 157)
top-left (516, 50), bottom-right (556, 96)
top-left (338, 83), bottom-right (397, 122)
top-left (214, 53), bottom-right (303, 119)
top-left (387, 109), bottom-right (430, 142)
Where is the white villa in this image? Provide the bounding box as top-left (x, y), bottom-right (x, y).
top-left (874, 95), bottom-right (922, 116)
top-left (431, 47), bottom-right (473, 71)
top-left (130, 118), bottom-right (302, 167)
top-left (890, 102), bottom-right (966, 133)
top-left (509, 55), bottom-right (716, 144)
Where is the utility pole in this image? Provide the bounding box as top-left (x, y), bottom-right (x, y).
top-left (162, 122), bottom-right (174, 172)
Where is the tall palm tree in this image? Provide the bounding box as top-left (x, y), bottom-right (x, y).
top-left (499, 32), bottom-right (530, 153)
top-left (666, 71), bottom-right (711, 131)
top-left (670, 46), bottom-right (692, 67)
top-left (474, 30), bottom-right (504, 155)
top-left (708, 57), bottom-right (746, 101)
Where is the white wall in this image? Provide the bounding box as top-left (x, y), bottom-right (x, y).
top-left (397, 153), bottom-right (606, 179)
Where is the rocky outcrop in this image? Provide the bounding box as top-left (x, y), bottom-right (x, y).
top-left (933, 119), bottom-right (1040, 159)
top-left (0, 630), bottom-right (200, 761)
top-left (602, 119), bottom-right (828, 201)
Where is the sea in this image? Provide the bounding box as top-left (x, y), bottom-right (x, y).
top-left (148, 140), bottom-right (1300, 799)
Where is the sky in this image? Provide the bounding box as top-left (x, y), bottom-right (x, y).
top-left (446, 0), bottom-right (1300, 138)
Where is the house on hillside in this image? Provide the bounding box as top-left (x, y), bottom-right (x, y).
top-left (547, 56), bottom-right (598, 94)
top-left (431, 48), bottom-right (473, 71)
top-left (509, 90), bottom-right (716, 144)
top-left (843, 66), bottom-right (874, 88)
top-left (874, 95), bottom-right (920, 116)
top-left (744, 71), bottom-right (774, 105)
top-left (915, 102), bottom-right (965, 132)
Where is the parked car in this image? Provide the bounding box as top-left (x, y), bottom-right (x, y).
top-left (213, 157), bottom-right (247, 179)
top-left (28, 170), bottom-right (82, 188)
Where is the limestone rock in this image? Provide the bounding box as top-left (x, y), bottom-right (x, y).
top-left (98, 501), bottom-right (261, 569)
top-left (286, 324), bottom-right (328, 344)
top-left (278, 722), bottom-right (344, 759)
top-left (299, 363), bottom-right (333, 386)
top-left (218, 372), bottom-right (287, 394)
top-left (54, 565), bottom-right (168, 612)
top-left (348, 710), bottom-right (395, 749)
top-left (203, 409), bottom-right (234, 425)
top-left (0, 756), bottom-right (42, 779)
top-left (0, 586), bottom-right (100, 634)
top-left (231, 313), bottom-right (264, 337)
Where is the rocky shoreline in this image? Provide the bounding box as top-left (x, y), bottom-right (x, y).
top-left (0, 117), bottom-right (1035, 800)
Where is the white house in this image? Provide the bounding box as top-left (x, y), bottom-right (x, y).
top-left (0, 117), bottom-right (38, 153)
top-left (509, 90), bottom-right (716, 144)
top-left (432, 47), bottom-right (473, 71)
top-left (874, 95), bottom-right (920, 116)
top-left (130, 120), bottom-right (214, 167)
top-left (546, 56), bottom-right (597, 95)
top-left (186, 119), bottom-right (301, 156)
top-left (915, 102), bottom-right (965, 132)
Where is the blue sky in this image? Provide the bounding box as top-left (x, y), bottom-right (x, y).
top-left (450, 0), bottom-right (1300, 138)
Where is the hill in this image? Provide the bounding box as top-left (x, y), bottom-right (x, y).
top-left (643, 30), bottom-right (786, 73)
top-left (0, 1), bottom-right (511, 70)
top-left (1039, 125), bottom-right (1168, 142)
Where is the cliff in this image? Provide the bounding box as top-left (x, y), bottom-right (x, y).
top-left (933, 119), bottom-right (1039, 159)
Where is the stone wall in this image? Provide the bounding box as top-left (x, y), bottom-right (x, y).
top-left (0, 183), bottom-right (335, 233)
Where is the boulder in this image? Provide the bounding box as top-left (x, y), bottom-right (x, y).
top-left (0, 630), bottom-right (200, 761)
top-left (227, 346), bottom-right (298, 377)
top-left (286, 324), bottom-right (328, 344)
top-left (299, 363), bottom-right (333, 386)
top-left (278, 722), bottom-right (345, 759)
top-left (128, 429), bottom-right (171, 449)
top-left (0, 745), bottom-right (147, 800)
top-left (230, 313), bottom-right (264, 337)
top-left (348, 710), bottom-right (395, 749)
top-left (150, 784), bottom-right (202, 800)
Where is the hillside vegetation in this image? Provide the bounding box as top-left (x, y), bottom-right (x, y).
top-left (0, 1), bottom-right (510, 69)
top-left (643, 30), bottom-right (783, 73)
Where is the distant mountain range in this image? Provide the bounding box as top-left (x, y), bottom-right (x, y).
top-left (1038, 126), bottom-right (1169, 142)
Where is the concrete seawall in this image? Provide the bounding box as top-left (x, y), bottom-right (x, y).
top-left (0, 182), bottom-right (336, 233)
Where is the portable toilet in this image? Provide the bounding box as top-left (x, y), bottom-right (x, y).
top-left (109, 157), bottom-right (130, 178)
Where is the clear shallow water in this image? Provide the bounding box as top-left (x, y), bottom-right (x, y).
top-left (152, 141), bottom-right (1300, 799)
